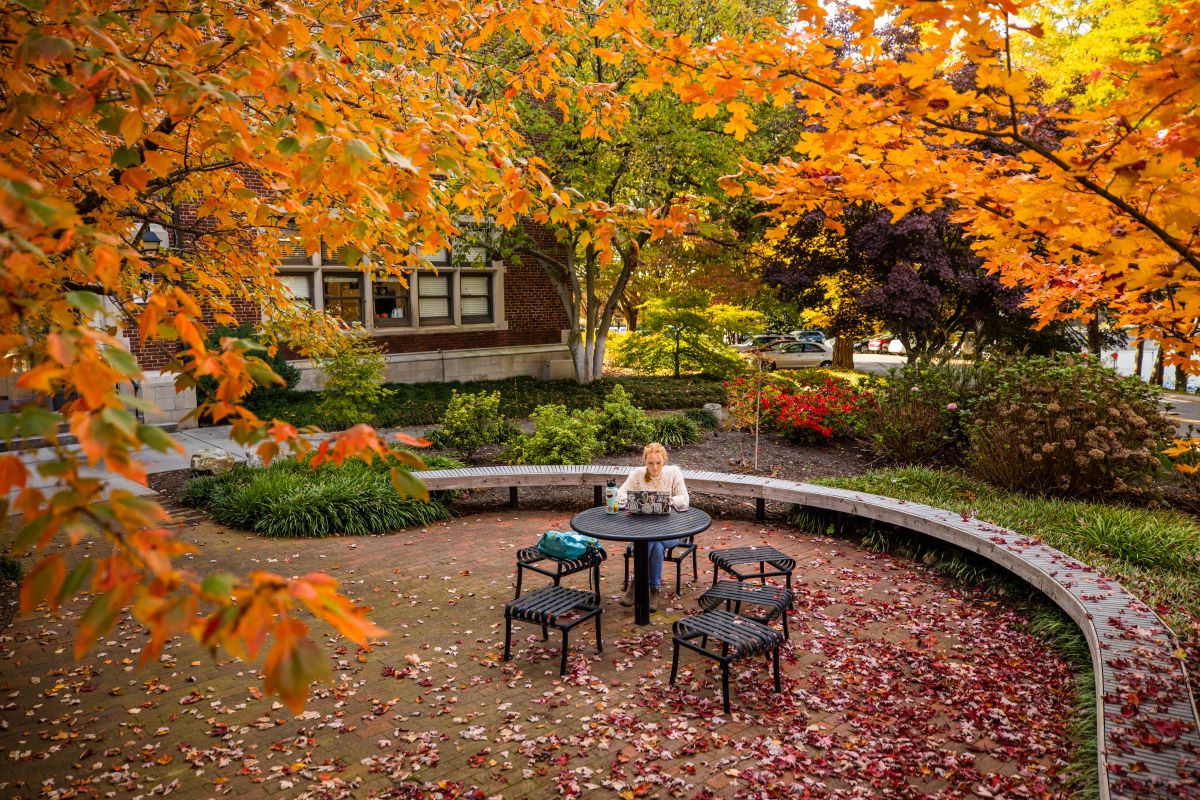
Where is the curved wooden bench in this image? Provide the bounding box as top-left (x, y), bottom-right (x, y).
top-left (420, 464), bottom-right (1200, 800)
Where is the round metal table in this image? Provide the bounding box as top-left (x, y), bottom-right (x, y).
top-left (571, 506), bottom-right (712, 625)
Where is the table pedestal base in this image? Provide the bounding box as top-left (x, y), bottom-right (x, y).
top-left (632, 540), bottom-right (651, 625)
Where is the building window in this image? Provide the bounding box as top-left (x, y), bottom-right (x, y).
top-left (418, 272), bottom-right (452, 325)
top-left (323, 273), bottom-right (364, 324)
top-left (460, 272), bottom-right (492, 324)
top-left (373, 277), bottom-right (411, 327)
top-left (279, 273), bottom-right (313, 306)
top-left (278, 228), bottom-right (312, 265)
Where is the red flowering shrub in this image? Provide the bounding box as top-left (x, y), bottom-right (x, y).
top-left (725, 375), bottom-right (873, 442)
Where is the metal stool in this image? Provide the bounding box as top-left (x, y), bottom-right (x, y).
top-left (504, 586), bottom-right (603, 675)
top-left (515, 545), bottom-right (606, 600)
top-left (669, 610), bottom-right (784, 713)
top-left (698, 580), bottom-right (794, 640)
top-left (709, 545), bottom-right (796, 588)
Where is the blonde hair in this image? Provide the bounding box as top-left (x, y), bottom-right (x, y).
top-left (642, 442), bottom-right (668, 463)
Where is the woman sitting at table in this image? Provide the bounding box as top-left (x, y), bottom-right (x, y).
top-left (617, 442), bottom-right (689, 611)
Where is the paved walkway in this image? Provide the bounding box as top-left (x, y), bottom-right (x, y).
top-left (0, 511), bottom-right (1079, 799)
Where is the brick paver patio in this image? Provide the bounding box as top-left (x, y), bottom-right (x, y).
top-left (1, 509), bottom-right (1078, 799)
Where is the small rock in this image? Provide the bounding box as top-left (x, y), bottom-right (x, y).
top-left (190, 447), bottom-right (237, 475)
top-left (702, 403), bottom-right (727, 427)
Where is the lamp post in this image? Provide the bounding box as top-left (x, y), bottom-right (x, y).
top-left (141, 228), bottom-right (161, 253)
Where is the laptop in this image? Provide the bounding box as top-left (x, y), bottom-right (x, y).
top-left (627, 490), bottom-right (672, 515)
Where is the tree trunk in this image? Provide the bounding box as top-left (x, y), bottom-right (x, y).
top-left (1087, 312), bottom-right (1103, 355)
top-left (1134, 338), bottom-right (1145, 379)
top-left (1175, 361), bottom-right (1189, 393)
top-left (833, 336), bottom-right (854, 369)
top-left (1152, 346), bottom-right (1165, 387)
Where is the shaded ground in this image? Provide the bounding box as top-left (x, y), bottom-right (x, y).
top-left (0, 506), bottom-right (1079, 799)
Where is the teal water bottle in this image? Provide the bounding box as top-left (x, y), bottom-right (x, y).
top-left (605, 480), bottom-right (619, 513)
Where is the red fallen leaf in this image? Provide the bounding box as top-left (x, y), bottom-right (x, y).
top-left (179, 691), bottom-right (203, 705)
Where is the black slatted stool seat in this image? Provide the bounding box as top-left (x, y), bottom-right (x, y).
top-left (504, 586), bottom-right (603, 675)
top-left (670, 610), bottom-right (784, 713)
top-left (698, 581), bottom-right (794, 639)
top-left (515, 545), bottom-right (607, 600)
top-left (709, 545), bottom-right (796, 588)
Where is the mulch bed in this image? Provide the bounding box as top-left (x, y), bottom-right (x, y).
top-left (147, 429), bottom-right (878, 520)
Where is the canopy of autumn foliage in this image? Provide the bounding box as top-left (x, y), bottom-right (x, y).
top-left (6, 0), bottom-right (1200, 710)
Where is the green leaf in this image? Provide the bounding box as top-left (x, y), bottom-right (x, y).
top-left (99, 407), bottom-right (137, 438)
top-left (0, 413), bottom-right (18, 441)
top-left (58, 558), bottom-right (93, 605)
top-left (111, 146), bottom-right (142, 168)
top-left (19, 405), bottom-right (60, 440)
top-left (36, 458), bottom-right (74, 478)
top-left (389, 466), bottom-right (430, 502)
top-left (101, 346), bottom-right (140, 377)
top-left (48, 75), bottom-right (75, 95)
top-left (66, 290), bottom-right (104, 314)
top-left (338, 244), bottom-right (363, 266)
top-left (200, 572), bottom-right (236, 601)
top-left (277, 136), bottom-right (301, 155)
top-left (346, 138), bottom-right (375, 162)
top-left (137, 424), bottom-right (179, 453)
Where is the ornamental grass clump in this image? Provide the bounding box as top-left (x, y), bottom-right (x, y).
top-left (966, 355), bottom-right (1173, 498)
top-left (183, 452), bottom-right (462, 537)
top-left (649, 412), bottom-right (701, 447)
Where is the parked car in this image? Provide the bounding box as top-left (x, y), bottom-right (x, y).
top-left (733, 333), bottom-right (792, 352)
top-left (867, 334), bottom-right (895, 353)
top-left (887, 338), bottom-right (906, 355)
top-left (759, 341), bottom-right (834, 370)
top-left (853, 338), bottom-right (872, 353)
top-left (789, 329), bottom-right (826, 343)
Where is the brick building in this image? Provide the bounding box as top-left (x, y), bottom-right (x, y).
top-left (126, 216), bottom-right (573, 427)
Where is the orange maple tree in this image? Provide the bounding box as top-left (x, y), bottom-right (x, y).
top-left (0, 0), bottom-right (658, 711)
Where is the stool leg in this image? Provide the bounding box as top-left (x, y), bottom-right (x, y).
top-left (560, 629), bottom-right (570, 676)
top-left (669, 640), bottom-right (680, 687)
top-left (759, 561), bottom-right (767, 586)
top-left (623, 552), bottom-right (630, 591)
top-left (721, 662), bottom-right (731, 714)
top-left (675, 560), bottom-right (682, 595)
top-left (594, 611), bottom-right (603, 654)
top-left (514, 565), bottom-right (523, 599)
top-left (691, 549), bottom-right (698, 583)
top-left (773, 645), bottom-right (781, 693)
top-left (503, 617), bottom-right (513, 662)
top-left (782, 607), bottom-right (790, 641)
top-left (541, 623), bottom-right (549, 641)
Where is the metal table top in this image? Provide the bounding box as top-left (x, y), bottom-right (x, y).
top-left (570, 506), bottom-right (712, 543)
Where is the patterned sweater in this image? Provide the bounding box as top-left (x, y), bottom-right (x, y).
top-left (616, 465), bottom-right (690, 511)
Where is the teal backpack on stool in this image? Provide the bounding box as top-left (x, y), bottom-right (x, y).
top-left (537, 530), bottom-right (599, 561)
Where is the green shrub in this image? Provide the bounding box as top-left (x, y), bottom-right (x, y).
top-left (504, 404), bottom-right (602, 465)
top-left (314, 332), bottom-right (394, 429)
top-left (596, 385), bottom-right (654, 454)
top-left (649, 413), bottom-right (700, 447)
top-left (966, 355), bottom-right (1172, 497)
top-left (436, 390), bottom-right (503, 461)
top-left (682, 407), bottom-right (719, 430)
top-left (864, 362), bottom-right (992, 465)
top-left (182, 453), bottom-right (461, 537)
top-left (239, 375), bottom-right (726, 432)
